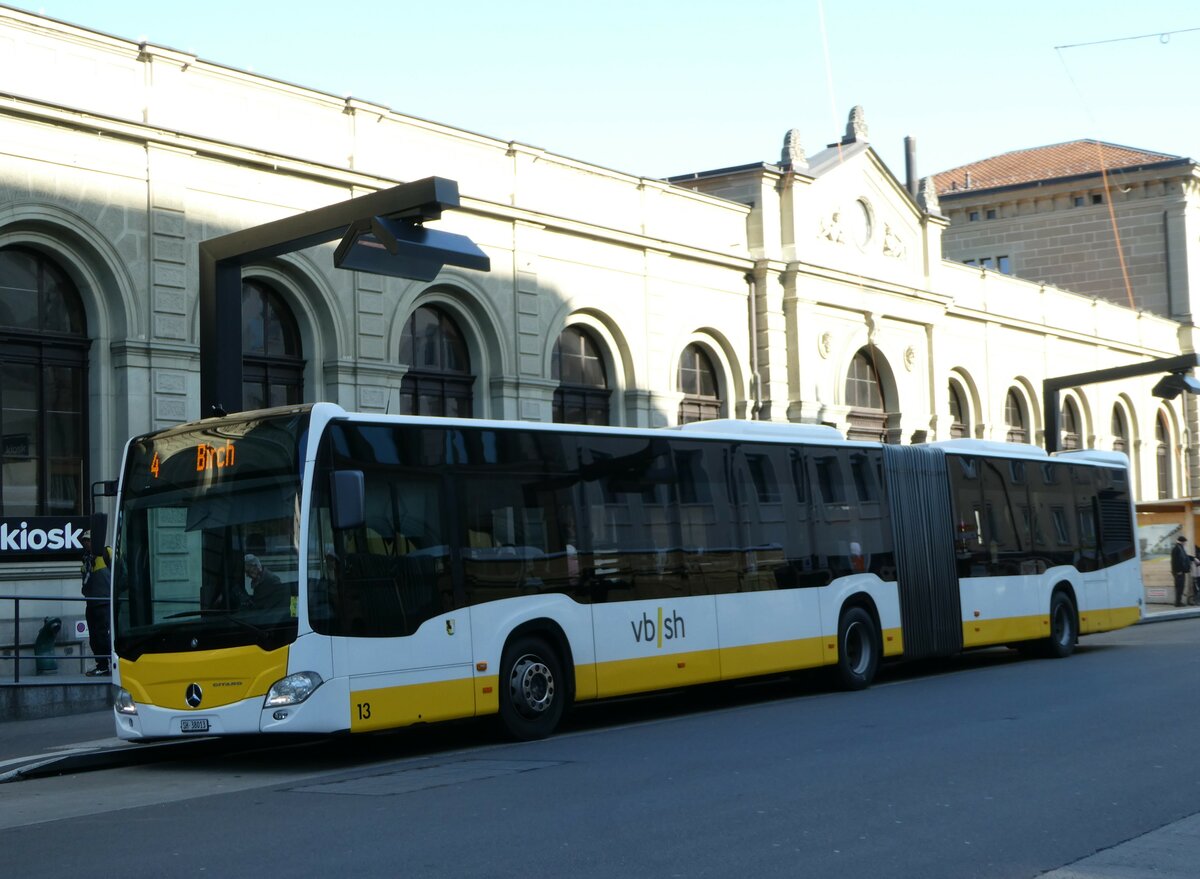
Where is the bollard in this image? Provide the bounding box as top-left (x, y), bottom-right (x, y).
top-left (34, 616), bottom-right (61, 674)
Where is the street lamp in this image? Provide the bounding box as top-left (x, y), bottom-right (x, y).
top-left (1151, 371), bottom-right (1200, 401)
top-left (1043, 353), bottom-right (1200, 453)
top-left (199, 177), bottom-right (489, 418)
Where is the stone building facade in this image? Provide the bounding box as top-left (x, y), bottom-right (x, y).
top-left (0, 8), bottom-right (1192, 645)
top-left (934, 140), bottom-right (1200, 321)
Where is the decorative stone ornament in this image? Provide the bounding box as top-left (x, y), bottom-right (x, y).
top-left (904, 345), bottom-right (916, 371)
top-left (781, 129), bottom-right (808, 169)
top-left (917, 176), bottom-right (941, 215)
top-left (818, 332), bottom-right (833, 358)
top-left (845, 106), bottom-right (868, 143)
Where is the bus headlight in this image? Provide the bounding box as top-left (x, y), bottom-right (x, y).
top-left (265, 671), bottom-right (324, 707)
top-left (114, 688), bottom-right (138, 716)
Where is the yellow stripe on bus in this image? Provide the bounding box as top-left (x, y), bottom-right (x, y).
top-left (962, 614), bottom-right (1048, 649)
top-left (718, 637), bottom-right (826, 679)
top-left (962, 605), bottom-right (1142, 649)
top-left (1106, 606), bottom-right (1141, 629)
top-left (596, 648), bottom-right (723, 698)
top-left (350, 677), bottom-right (475, 732)
top-left (119, 645), bottom-right (289, 710)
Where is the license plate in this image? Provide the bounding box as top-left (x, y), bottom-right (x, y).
top-left (180, 718), bottom-right (210, 733)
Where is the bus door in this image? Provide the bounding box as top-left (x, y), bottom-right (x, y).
top-left (1072, 467), bottom-right (1109, 633)
top-left (320, 452), bottom-right (475, 732)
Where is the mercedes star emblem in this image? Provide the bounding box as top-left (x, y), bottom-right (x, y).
top-left (185, 683), bottom-right (203, 708)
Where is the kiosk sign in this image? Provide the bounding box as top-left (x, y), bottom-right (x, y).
top-left (0, 517), bottom-right (87, 560)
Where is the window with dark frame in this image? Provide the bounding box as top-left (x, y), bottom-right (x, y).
top-left (1156, 412), bottom-right (1172, 499)
top-left (845, 348), bottom-right (889, 442)
top-left (964, 255), bottom-right (1011, 274)
top-left (677, 344), bottom-right (721, 424)
top-left (399, 304), bottom-right (475, 418)
top-left (241, 279), bottom-right (305, 410)
top-left (1061, 398), bottom-right (1081, 451)
top-left (552, 325), bottom-right (611, 426)
top-left (0, 246), bottom-right (90, 517)
top-left (1005, 389), bottom-right (1028, 444)
top-left (949, 380), bottom-right (969, 439)
top-left (1111, 406), bottom-right (1128, 454)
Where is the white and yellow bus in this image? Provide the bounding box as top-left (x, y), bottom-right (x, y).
top-left (109, 403), bottom-right (1142, 741)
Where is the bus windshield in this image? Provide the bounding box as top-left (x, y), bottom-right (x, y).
top-left (113, 409), bottom-right (309, 659)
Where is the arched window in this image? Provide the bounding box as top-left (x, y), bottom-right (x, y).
top-left (1061, 398), bottom-right (1081, 451)
top-left (677, 344), bottom-right (721, 424)
top-left (553, 326), bottom-right (610, 425)
top-left (399, 304), bottom-right (474, 417)
top-left (948, 380), bottom-right (969, 439)
top-left (1157, 412), bottom-right (1172, 500)
top-left (845, 348), bottom-right (887, 442)
top-left (1005, 389), bottom-right (1028, 444)
top-left (0, 246), bottom-right (89, 516)
top-left (241, 279), bottom-right (304, 410)
top-left (1111, 406), bottom-right (1128, 455)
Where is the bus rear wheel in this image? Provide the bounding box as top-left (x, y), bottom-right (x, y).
top-left (498, 636), bottom-right (565, 740)
top-left (836, 606), bottom-right (879, 690)
top-left (1045, 591), bottom-right (1078, 659)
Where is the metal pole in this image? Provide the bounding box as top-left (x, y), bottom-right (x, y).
top-left (13, 597), bottom-right (19, 684)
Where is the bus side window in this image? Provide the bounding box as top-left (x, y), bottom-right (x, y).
top-left (980, 457), bottom-right (1026, 576)
top-left (949, 455), bottom-right (986, 577)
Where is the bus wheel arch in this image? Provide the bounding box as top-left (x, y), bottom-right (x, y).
top-left (835, 596), bottom-right (882, 690)
top-left (496, 620), bottom-right (574, 740)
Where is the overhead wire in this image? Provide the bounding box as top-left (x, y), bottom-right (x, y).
top-left (1050, 26), bottom-right (1200, 312)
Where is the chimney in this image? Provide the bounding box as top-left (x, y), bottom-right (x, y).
top-left (904, 136), bottom-right (917, 198)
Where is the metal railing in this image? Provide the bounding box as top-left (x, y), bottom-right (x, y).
top-left (1, 593), bottom-right (108, 684)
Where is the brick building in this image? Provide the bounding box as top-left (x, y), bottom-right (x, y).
top-left (935, 140), bottom-right (1200, 320)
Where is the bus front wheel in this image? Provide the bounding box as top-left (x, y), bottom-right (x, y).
top-left (498, 636), bottom-right (565, 740)
top-left (836, 606), bottom-right (879, 690)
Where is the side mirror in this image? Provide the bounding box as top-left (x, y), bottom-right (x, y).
top-left (89, 512), bottom-right (109, 545)
top-left (329, 470), bottom-right (365, 530)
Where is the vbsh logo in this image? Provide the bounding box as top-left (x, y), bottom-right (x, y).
top-left (630, 607), bottom-right (686, 648)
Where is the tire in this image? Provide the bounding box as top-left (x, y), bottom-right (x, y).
top-left (498, 636), bottom-right (566, 740)
top-left (836, 605), bottom-right (880, 690)
top-left (1045, 591), bottom-right (1078, 659)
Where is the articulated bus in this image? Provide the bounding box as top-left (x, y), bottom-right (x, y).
top-left (109, 403), bottom-right (1142, 741)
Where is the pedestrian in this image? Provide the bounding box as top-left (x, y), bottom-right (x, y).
top-left (1191, 546), bottom-right (1200, 606)
top-left (80, 530), bottom-right (111, 675)
top-left (1171, 535), bottom-right (1192, 607)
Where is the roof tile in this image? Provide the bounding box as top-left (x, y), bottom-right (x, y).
top-left (934, 140), bottom-right (1182, 195)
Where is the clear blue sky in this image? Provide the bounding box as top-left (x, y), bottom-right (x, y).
top-left (9, 1), bottom-right (1200, 181)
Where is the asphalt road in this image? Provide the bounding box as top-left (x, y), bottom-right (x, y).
top-left (4, 620), bottom-right (1200, 879)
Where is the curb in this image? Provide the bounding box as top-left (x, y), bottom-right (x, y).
top-left (1140, 607), bottom-right (1200, 624)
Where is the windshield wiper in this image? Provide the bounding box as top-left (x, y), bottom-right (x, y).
top-left (164, 609), bottom-right (271, 640)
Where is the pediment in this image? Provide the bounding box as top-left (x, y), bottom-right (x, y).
top-left (788, 146), bottom-right (927, 283)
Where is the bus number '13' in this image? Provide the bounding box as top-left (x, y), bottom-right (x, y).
top-left (356, 702), bottom-right (371, 720)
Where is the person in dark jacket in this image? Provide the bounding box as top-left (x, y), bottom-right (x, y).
top-left (81, 531), bottom-right (111, 675)
top-left (1171, 535), bottom-right (1193, 607)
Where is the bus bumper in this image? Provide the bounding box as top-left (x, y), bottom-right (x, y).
top-left (113, 675), bottom-right (350, 739)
